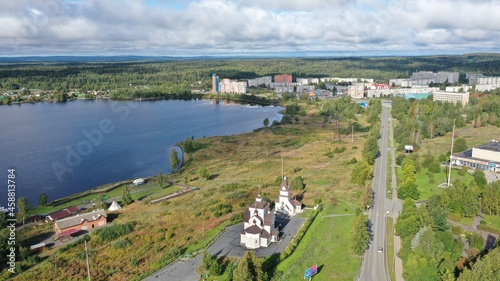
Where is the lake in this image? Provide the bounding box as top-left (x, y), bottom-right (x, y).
top-left (0, 99), bottom-right (283, 207)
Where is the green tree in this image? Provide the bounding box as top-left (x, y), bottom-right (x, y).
top-left (290, 176), bottom-right (305, 190)
top-left (122, 186), bottom-right (133, 205)
top-left (38, 192), bottom-right (49, 207)
top-left (482, 182), bottom-right (500, 215)
top-left (263, 117), bottom-right (269, 128)
top-left (170, 149), bottom-right (181, 171)
top-left (182, 138), bottom-right (194, 153)
top-left (351, 213), bottom-right (370, 255)
top-left (233, 251), bottom-right (263, 281)
top-left (457, 247), bottom-right (500, 281)
top-left (157, 172), bottom-right (164, 189)
top-left (362, 136), bottom-right (379, 165)
top-left (473, 169), bottom-right (487, 188)
top-left (453, 138), bottom-right (468, 153)
top-left (0, 211), bottom-right (6, 228)
top-left (17, 196), bottom-right (30, 225)
top-left (197, 167), bottom-right (210, 181)
top-left (350, 160), bottom-right (373, 186)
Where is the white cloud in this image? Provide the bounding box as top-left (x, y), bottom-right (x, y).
top-left (0, 0), bottom-right (499, 56)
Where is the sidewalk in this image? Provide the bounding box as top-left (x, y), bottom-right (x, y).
top-left (389, 112), bottom-right (404, 281)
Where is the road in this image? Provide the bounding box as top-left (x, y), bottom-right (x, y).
top-left (358, 105), bottom-right (390, 281)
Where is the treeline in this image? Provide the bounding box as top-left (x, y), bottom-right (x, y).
top-left (2, 54), bottom-right (500, 93)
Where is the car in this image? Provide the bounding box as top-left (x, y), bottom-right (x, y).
top-left (377, 247), bottom-right (383, 253)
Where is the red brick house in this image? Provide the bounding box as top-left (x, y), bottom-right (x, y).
top-left (54, 209), bottom-right (107, 237)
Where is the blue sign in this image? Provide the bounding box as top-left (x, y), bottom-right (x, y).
top-left (304, 268), bottom-right (311, 279)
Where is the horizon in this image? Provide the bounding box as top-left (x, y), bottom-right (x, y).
top-left (1, 0), bottom-right (500, 57)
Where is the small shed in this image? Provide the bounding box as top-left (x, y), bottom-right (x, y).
top-left (30, 242), bottom-right (46, 252)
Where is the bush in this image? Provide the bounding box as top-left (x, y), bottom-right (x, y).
top-left (334, 146), bottom-right (346, 153)
top-left (428, 162), bottom-right (441, 173)
top-left (396, 154), bottom-right (406, 166)
top-left (94, 222), bottom-right (135, 241)
top-left (113, 238), bottom-right (132, 249)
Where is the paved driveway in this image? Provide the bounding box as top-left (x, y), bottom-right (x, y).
top-left (209, 213), bottom-right (306, 258)
top-left (143, 254), bottom-right (202, 281)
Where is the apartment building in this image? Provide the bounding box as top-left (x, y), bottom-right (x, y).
top-left (432, 91), bottom-right (469, 106)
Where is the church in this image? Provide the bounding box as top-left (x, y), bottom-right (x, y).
top-left (275, 176), bottom-right (303, 216)
top-left (240, 192), bottom-right (279, 249)
top-left (240, 176), bottom-right (303, 249)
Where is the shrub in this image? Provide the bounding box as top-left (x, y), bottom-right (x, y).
top-left (94, 222), bottom-right (135, 241)
top-left (334, 146), bottom-right (346, 153)
top-left (428, 162), bottom-right (441, 173)
top-left (113, 238), bottom-right (132, 249)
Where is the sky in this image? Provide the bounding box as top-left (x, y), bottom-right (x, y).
top-left (1, 0), bottom-right (500, 57)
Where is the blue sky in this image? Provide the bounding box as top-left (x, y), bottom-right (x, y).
top-left (1, 0), bottom-right (499, 57)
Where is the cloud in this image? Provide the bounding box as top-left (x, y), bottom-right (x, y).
top-left (0, 0), bottom-right (499, 56)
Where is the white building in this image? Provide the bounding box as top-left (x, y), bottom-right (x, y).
top-left (347, 84), bottom-right (366, 99)
top-left (445, 85), bottom-right (471, 92)
top-left (410, 71), bottom-right (459, 85)
top-left (219, 79), bottom-right (247, 94)
top-left (275, 177), bottom-right (303, 216)
top-left (366, 87), bottom-right (439, 98)
top-left (320, 77), bottom-right (374, 83)
top-left (432, 91), bottom-right (469, 106)
top-left (475, 77), bottom-right (500, 92)
top-left (451, 140), bottom-right (500, 172)
top-left (247, 76), bottom-right (272, 87)
top-left (240, 192), bottom-right (279, 249)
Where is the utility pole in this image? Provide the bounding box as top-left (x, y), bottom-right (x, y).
top-left (447, 119), bottom-right (455, 187)
top-left (281, 155), bottom-right (284, 180)
top-left (85, 240), bottom-right (91, 281)
top-left (351, 125), bottom-right (354, 143)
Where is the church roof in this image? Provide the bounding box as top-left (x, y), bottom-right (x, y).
top-left (260, 229), bottom-right (271, 238)
top-left (290, 199), bottom-right (302, 207)
top-left (251, 199), bottom-right (268, 209)
top-left (281, 178), bottom-right (290, 191)
top-left (245, 224), bottom-right (263, 235)
top-left (264, 212), bottom-right (274, 226)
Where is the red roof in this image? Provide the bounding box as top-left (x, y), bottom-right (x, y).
top-left (47, 206), bottom-right (80, 221)
top-left (58, 228), bottom-right (78, 237)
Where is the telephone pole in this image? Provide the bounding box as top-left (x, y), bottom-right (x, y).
top-left (447, 119), bottom-right (455, 187)
top-left (85, 240), bottom-right (91, 281)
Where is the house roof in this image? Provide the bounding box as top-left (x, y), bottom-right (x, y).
top-left (47, 206), bottom-right (80, 221)
top-left (55, 209), bottom-right (107, 230)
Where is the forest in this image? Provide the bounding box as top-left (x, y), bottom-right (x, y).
top-left (1, 53), bottom-right (500, 100)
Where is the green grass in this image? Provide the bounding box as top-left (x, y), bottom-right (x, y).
top-left (30, 181), bottom-right (175, 215)
top-left (277, 211), bottom-right (360, 281)
top-left (387, 217), bottom-right (395, 281)
top-left (481, 215), bottom-right (500, 233)
top-left (396, 167), bottom-right (474, 201)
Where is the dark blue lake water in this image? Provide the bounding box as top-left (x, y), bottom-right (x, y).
top-left (0, 99), bottom-right (282, 207)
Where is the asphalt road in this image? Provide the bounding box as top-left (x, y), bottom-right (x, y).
top-left (359, 105), bottom-right (390, 281)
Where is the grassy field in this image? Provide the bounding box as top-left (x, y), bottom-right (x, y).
top-left (6, 102), bottom-right (369, 281)
top-left (276, 209), bottom-right (360, 281)
top-left (418, 125), bottom-right (500, 156)
top-left (29, 181), bottom-right (181, 215)
top-left (396, 167), bottom-right (474, 201)
top-left (480, 215), bottom-right (500, 233)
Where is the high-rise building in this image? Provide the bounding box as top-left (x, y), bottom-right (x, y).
top-left (212, 73), bottom-right (220, 92)
top-left (219, 79), bottom-right (246, 94)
